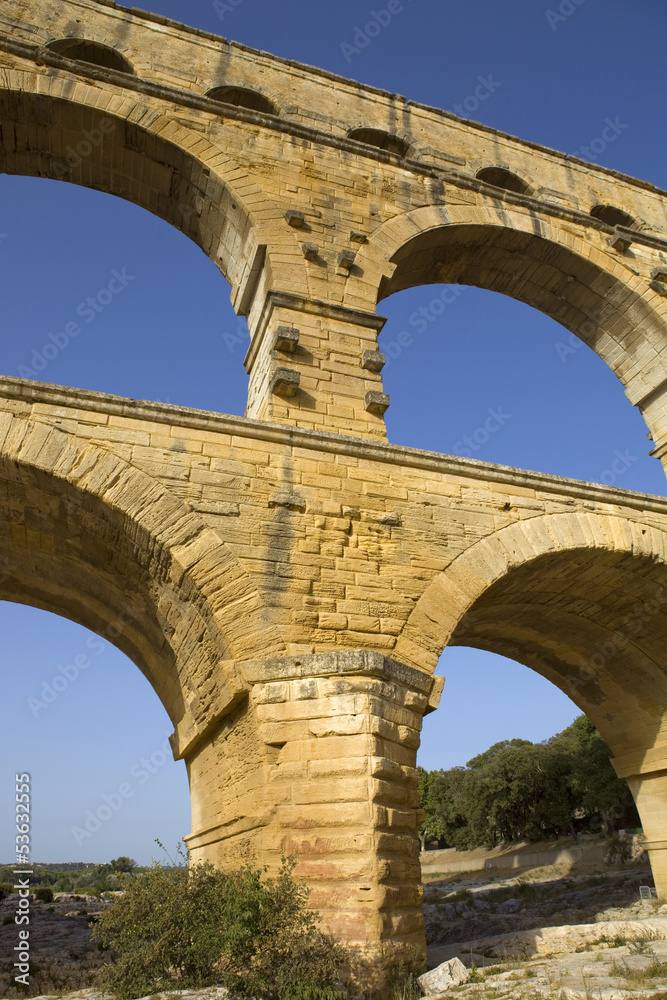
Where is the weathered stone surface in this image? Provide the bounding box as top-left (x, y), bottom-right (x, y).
top-left (418, 957), bottom-right (469, 994)
top-left (497, 897), bottom-right (523, 914)
top-left (1, 0), bottom-right (667, 992)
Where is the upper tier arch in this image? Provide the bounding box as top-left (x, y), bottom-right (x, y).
top-left (0, 71), bottom-right (286, 303)
top-left (345, 203), bottom-right (667, 453)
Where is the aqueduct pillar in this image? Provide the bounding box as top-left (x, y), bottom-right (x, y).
top-left (2, 0), bottom-right (667, 990)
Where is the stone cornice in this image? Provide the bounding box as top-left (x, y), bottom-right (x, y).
top-left (1, 375), bottom-right (665, 513)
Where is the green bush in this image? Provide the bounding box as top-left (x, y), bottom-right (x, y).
top-left (92, 855), bottom-right (347, 1000)
top-left (35, 886), bottom-right (54, 903)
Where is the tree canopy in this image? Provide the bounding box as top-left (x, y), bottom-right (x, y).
top-left (419, 716), bottom-right (638, 850)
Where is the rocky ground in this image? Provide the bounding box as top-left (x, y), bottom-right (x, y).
top-left (423, 857), bottom-right (667, 997)
top-left (2, 859), bottom-right (667, 999)
top-left (0, 893), bottom-right (110, 997)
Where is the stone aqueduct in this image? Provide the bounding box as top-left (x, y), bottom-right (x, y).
top-left (3, 0), bottom-right (667, 983)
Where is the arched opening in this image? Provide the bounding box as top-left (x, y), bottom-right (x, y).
top-left (1, 174), bottom-right (249, 413)
top-left (0, 84), bottom-right (259, 299)
top-left (475, 166), bottom-right (531, 195)
top-left (0, 601), bottom-right (190, 863)
top-left (347, 128), bottom-right (411, 157)
top-left (448, 546), bottom-right (667, 757)
top-left (46, 38), bottom-right (135, 75)
top-left (419, 650), bottom-right (642, 853)
top-left (0, 417), bottom-right (285, 867)
top-left (206, 86), bottom-right (278, 116)
top-left (401, 515), bottom-right (667, 886)
top-left (590, 204), bottom-right (635, 228)
top-left (377, 283), bottom-right (666, 493)
top-left (414, 534), bottom-right (667, 949)
top-left (373, 217), bottom-right (667, 487)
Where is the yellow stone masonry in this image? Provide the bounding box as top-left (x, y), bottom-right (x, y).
top-left (2, 1), bottom-right (667, 989)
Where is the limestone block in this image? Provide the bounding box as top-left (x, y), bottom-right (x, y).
top-left (418, 957), bottom-right (469, 994)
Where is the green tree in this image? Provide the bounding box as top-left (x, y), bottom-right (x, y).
top-left (426, 766), bottom-right (475, 849)
top-left (559, 716), bottom-right (638, 831)
top-left (420, 717), bottom-right (636, 851)
top-left (110, 856), bottom-right (137, 873)
top-left (417, 767), bottom-right (445, 850)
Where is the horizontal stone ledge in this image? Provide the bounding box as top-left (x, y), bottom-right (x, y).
top-left (2, 375), bottom-right (666, 514)
top-left (239, 650), bottom-right (437, 695)
top-left (184, 807), bottom-right (275, 849)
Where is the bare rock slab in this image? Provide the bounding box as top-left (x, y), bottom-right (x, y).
top-left (418, 957), bottom-right (469, 994)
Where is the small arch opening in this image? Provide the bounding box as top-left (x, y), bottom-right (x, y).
top-left (46, 38), bottom-right (135, 75)
top-left (590, 204), bottom-right (635, 229)
top-left (476, 166), bottom-right (531, 195)
top-left (206, 86), bottom-right (278, 116)
top-left (347, 128), bottom-right (411, 157)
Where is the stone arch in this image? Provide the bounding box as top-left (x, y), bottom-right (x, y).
top-left (347, 128), bottom-right (411, 157)
top-left (207, 86), bottom-right (279, 117)
top-left (0, 412), bottom-right (285, 746)
top-left (590, 203), bottom-right (636, 228)
top-left (0, 69), bottom-right (300, 303)
top-left (396, 511), bottom-right (667, 759)
top-left (475, 165), bottom-right (532, 195)
top-left (346, 203), bottom-right (667, 454)
top-left (45, 37), bottom-right (136, 75)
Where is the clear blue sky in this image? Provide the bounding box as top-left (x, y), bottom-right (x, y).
top-left (1, 0), bottom-right (665, 864)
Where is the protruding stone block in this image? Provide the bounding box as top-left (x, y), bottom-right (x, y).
top-left (650, 268), bottom-right (667, 295)
top-left (338, 248), bottom-right (357, 270)
top-left (361, 350), bottom-right (385, 372)
top-left (270, 367), bottom-right (300, 396)
top-left (274, 326), bottom-right (300, 352)
top-left (365, 390), bottom-right (390, 415)
top-left (268, 488), bottom-right (306, 512)
top-left (285, 209), bottom-right (306, 228)
top-left (608, 227), bottom-right (633, 252)
top-left (302, 241), bottom-right (319, 261)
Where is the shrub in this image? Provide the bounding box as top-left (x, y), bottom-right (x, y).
top-left (92, 854), bottom-right (348, 1000)
top-left (605, 834), bottom-right (632, 866)
top-left (35, 886), bottom-right (54, 903)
